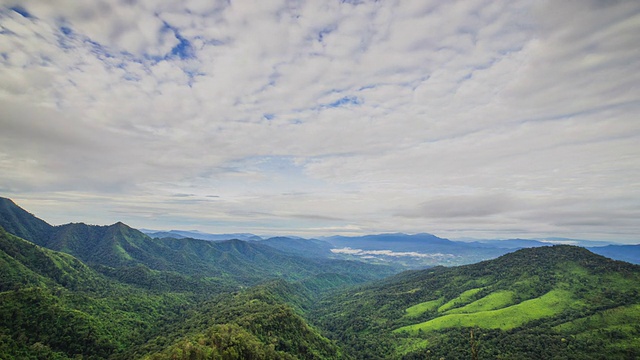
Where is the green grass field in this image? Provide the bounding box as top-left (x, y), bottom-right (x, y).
top-left (554, 304), bottom-right (640, 334)
top-left (437, 287), bottom-right (484, 312)
top-left (404, 299), bottom-right (442, 317)
top-left (446, 290), bottom-right (515, 314)
top-left (395, 289), bottom-right (573, 333)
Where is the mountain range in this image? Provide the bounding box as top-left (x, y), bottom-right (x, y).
top-left (0, 196), bottom-right (639, 359)
top-left (138, 224), bottom-right (640, 266)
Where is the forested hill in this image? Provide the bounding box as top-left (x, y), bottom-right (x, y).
top-left (0, 226), bottom-right (346, 359)
top-left (0, 198), bottom-right (389, 359)
top-left (312, 245), bottom-right (640, 359)
top-left (0, 197), bottom-right (52, 244)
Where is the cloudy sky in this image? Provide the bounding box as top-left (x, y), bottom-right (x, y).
top-left (1, 0), bottom-right (639, 242)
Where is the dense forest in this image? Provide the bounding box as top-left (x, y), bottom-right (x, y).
top-left (1, 197), bottom-right (639, 359)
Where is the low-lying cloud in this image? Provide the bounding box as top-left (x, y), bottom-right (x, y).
top-left (332, 247), bottom-right (455, 259)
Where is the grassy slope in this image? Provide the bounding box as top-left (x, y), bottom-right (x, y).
top-left (437, 287), bottom-right (484, 312)
top-left (396, 289), bottom-right (574, 333)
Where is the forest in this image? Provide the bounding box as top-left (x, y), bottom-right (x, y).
top-left (1, 197), bottom-right (639, 359)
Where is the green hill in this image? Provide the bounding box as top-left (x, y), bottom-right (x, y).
top-left (312, 245), bottom-right (640, 359)
top-left (0, 226), bottom-right (205, 359)
top-left (0, 225), bottom-right (348, 359)
top-left (0, 197), bottom-right (52, 244)
top-left (135, 280), bottom-right (346, 360)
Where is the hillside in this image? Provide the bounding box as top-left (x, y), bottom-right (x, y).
top-left (0, 226), bottom-right (207, 359)
top-left (131, 280), bottom-right (346, 360)
top-left (312, 246), bottom-right (640, 359)
top-left (0, 225), bottom-right (350, 360)
top-left (0, 197), bottom-right (52, 244)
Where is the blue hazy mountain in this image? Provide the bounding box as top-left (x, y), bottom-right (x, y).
top-left (589, 244), bottom-right (640, 264)
top-left (258, 236), bottom-right (335, 258)
top-left (142, 229), bottom-right (263, 241)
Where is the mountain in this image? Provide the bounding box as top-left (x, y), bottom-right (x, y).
top-left (589, 244), bottom-right (640, 264)
top-left (0, 199), bottom-right (393, 359)
top-left (0, 198), bottom-right (395, 290)
top-left (468, 238), bottom-right (551, 249)
top-left (324, 233), bottom-right (515, 267)
top-left (0, 225), bottom-right (210, 359)
top-left (0, 225), bottom-right (107, 292)
top-left (0, 197), bottom-right (52, 243)
top-left (312, 245), bottom-right (640, 359)
top-left (143, 229), bottom-right (263, 241)
top-left (1, 197), bottom-right (640, 359)
top-left (259, 237), bottom-right (335, 258)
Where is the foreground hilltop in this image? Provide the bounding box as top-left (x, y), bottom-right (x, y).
top-left (313, 245), bottom-right (640, 359)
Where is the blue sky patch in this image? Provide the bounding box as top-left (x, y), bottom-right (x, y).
top-left (60, 26), bottom-right (72, 36)
top-left (161, 22), bottom-right (194, 60)
top-left (171, 36), bottom-right (193, 59)
top-left (11, 6), bottom-right (33, 19)
top-left (327, 95), bottom-right (362, 108)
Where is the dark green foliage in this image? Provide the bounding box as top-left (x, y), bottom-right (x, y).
top-left (127, 281), bottom-right (347, 359)
top-left (0, 197), bottom-right (52, 244)
top-left (0, 226), bottom-right (198, 359)
top-left (144, 324), bottom-right (297, 360)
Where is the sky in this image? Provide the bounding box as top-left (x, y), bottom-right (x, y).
top-left (0, 0), bottom-right (639, 242)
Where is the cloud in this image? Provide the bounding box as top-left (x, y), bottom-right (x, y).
top-left (1, 0), bottom-right (639, 242)
top-left (331, 247), bottom-right (455, 259)
top-left (397, 194), bottom-right (519, 219)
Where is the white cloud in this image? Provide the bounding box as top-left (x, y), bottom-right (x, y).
top-left (1, 0), bottom-right (639, 242)
top-left (331, 247), bottom-right (455, 259)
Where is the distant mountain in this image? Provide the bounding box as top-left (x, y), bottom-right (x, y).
top-left (142, 229), bottom-right (263, 241)
top-left (313, 245), bottom-right (640, 359)
top-left (589, 244), bottom-right (640, 264)
top-left (468, 238), bottom-right (551, 249)
top-left (259, 236), bottom-right (335, 258)
top-left (323, 233), bottom-right (514, 267)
